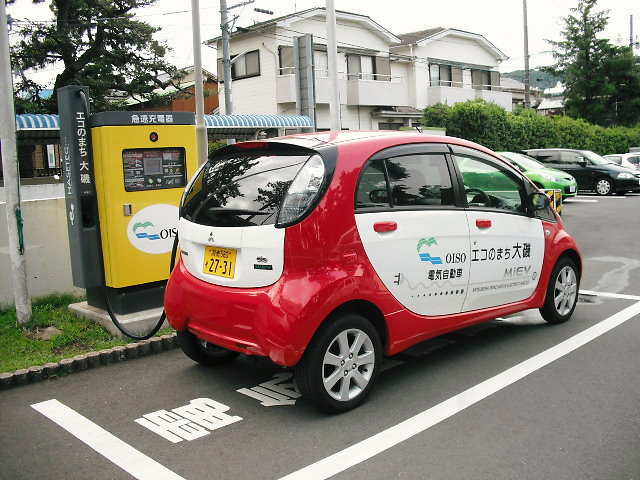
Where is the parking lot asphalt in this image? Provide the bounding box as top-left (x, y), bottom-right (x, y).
top-left (1, 193), bottom-right (639, 480)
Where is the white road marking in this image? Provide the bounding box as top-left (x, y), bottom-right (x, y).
top-left (564, 199), bottom-right (597, 203)
top-left (575, 195), bottom-right (626, 199)
top-left (31, 399), bottom-right (184, 480)
top-left (579, 289), bottom-right (640, 301)
top-left (280, 299), bottom-right (640, 480)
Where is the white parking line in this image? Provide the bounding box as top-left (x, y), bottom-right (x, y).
top-left (579, 289), bottom-right (640, 301)
top-left (280, 299), bottom-right (640, 480)
top-left (565, 199), bottom-right (597, 203)
top-left (31, 399), bottom-right (184, 480)
top-left (576, 195), bottom-right (626, 199)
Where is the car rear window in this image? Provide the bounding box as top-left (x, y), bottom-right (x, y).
top-left (181, 152), bottom-right (311, 227)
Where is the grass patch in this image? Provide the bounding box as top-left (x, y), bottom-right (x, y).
top-left (0, 294), bottom-right (172, 373)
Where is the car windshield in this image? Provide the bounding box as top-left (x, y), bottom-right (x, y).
top-left (581, 151), bottom-right (610, 165)
top-left (498, 152), bottom-right (545, 171)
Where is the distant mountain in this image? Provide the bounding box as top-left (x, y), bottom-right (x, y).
top-left (503, 69), bottom-right (561, 91)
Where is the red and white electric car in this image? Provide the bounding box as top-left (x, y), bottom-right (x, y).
top-left (165, 132), bottom-right (581, 412)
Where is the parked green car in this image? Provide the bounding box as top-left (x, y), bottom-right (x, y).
top-left (498, 152), bottom-right (578, 199)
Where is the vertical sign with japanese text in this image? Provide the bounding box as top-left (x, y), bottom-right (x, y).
top-left (57, 86), bottom-right (102, 289)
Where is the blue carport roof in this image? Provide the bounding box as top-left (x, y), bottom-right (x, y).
top-left (15, 113), bottom-right (313, 131)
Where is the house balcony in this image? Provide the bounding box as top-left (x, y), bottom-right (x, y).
top-left (346, 73), bottom-right (409, 107)
top-left (276, 70), bottom-right (409, 107)
top-left (427, 83), bottom-right (513, 112)
top-left (276, 68), bottom-right (347, 105)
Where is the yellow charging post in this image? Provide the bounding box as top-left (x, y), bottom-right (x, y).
top-left (85, 112), bottom-right (198, 313)
top-left (91, 113), bottom-right (196, 286)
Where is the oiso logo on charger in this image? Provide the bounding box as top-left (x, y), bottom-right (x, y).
top-left (127, 204), bottom-right (179, 254)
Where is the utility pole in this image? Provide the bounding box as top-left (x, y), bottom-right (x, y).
top-left (326, 0), bottom-right (341, 131)
top-left (523, 0), bottom-right (531, 109)
top-left (220, 0), bottom-right (233, 116)
top-left (630, 14), bottom-right (634, 49)
top-left (191, 0), bottom-right (208, 166)
top-left (0, 0), bottom-right (32, 323)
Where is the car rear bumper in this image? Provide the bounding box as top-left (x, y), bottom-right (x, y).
top-left (164, 258), bottom-right (304, 365)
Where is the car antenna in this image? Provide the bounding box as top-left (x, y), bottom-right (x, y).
top-left (414, 125), bottom-right (423, 133)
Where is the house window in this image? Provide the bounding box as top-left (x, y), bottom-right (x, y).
top-left (347, 55), bottom-right (391, 81)
top-left (429, 64), bottom-right (453, 87)
top-left (472, 69), bottom-right (500, 90)
top-left (231, 50), bottom-right (260, 80)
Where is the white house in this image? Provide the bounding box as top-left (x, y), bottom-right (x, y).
top-left (210, 8), bottom-right (512, 131)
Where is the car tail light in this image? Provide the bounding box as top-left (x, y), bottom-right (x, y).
top-left (276, 154), bottom-right (325, 227)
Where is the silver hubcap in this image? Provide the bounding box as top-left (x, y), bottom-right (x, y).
top-left (554, 266), bottom-right (578, 316)
top-left (322, 329), bottom-right (375, 402)
top-left (596, 179), bottom-right (611, 195)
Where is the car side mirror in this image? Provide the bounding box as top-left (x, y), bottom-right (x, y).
top-left (577, 157), bottom-right (587, 166)
top-left (529, 192), bottom-right (550, 213)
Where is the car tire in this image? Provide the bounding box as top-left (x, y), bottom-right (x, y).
top-left (594, 177), bottom-right (613, 196)
top-left (295, 313), bottom-right (382, 413)
top-left (539, 257), bottom-right (580, 324)
top-left (177, 330), bottom-right (240, 366)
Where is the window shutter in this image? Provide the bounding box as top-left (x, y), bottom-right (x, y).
top-left (451, 67), bottom-right (462, 87)
top-left (279, 46), bottom-right (294, 74)
top-left (347, 55), bottom-right (361, 80)
top-left (374, 56), bottom-right (391, 81)
top-left (471, 69), bottom-right (482, 89)
top-left (490, 71), bottom-right (500, 90)
top-left (245, 50), bottom-right (260, 76)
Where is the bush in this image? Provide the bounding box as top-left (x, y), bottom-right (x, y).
top-left (422, 99), bottom-right (640, 154)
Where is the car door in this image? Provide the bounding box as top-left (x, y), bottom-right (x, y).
top-left (450, 145), bottom-right (545, 312)
top-left (354, 145), bottom-right (471, 316)
top-left (560, 151), bottom-right (591, 189)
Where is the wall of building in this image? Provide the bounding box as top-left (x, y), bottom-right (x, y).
top-left (217, 32), bottom-right (280, 115)
top-left (0, 197), bottom-right (82, 305)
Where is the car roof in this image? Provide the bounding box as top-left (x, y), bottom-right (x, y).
top-left (525, 148), bottom-right (589, 153)
top-left (268, 130), bottom-right (500, 158)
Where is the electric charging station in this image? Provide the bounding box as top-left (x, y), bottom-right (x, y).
top-left (58, 85), bottom-right (198, 333)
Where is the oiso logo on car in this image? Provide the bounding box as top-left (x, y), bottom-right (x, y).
top-left (127, 204), bottom-right (179, 254)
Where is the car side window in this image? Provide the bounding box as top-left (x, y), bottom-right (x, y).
top-left (356, 159), bottom-right (389, 208)
top-left (385, 154), bottom-right (455, 207)
top-left (628, 156), bottom-right (640, 166)
top-left (560, 152), bottom-right (583, 164)
top-left (535, 151), bottom-right (559, 164)
top-left (453, 154), bottom-right (525, 213)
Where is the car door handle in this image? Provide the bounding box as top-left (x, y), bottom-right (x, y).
top-left (374, 221), bottom-right (397, 232)
top-left (476, 219), bottom-right (492, 229)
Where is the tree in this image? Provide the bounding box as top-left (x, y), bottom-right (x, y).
top-left (9, 0), bottom-right (180, 113)
top-left (546, 0), bottom-right (640, 126)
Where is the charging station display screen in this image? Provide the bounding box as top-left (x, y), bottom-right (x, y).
top-left (123, 148), bottom-right (186, 191)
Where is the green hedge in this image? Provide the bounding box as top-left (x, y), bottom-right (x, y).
top-left (423, 99), bottom-right (640, 155)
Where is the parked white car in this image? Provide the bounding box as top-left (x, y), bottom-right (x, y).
top-left (604, 153), bottom-right (640, 172)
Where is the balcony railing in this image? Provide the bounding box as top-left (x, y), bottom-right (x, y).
top-left (429, 79), bottom-right (504, 91)
top-left (347, 72), bottom-right (403, 83)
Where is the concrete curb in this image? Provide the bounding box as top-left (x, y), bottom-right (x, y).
top-left (0, 333), bottom-right (178, 391)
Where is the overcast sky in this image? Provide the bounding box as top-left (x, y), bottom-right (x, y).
top-left (7, 0), bottom-right (640, 87)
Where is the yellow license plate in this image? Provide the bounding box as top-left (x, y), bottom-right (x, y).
top-left (202, 246), bottom-right (237, 278)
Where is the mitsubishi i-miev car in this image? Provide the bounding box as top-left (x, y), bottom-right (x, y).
top-left (165, 132), bottom-right (582, 412)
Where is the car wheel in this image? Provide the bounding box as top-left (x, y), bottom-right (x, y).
top-left (594, 177), bottom-right (613, 196)
top-left (295, 313), bottom-right (381, 413)
top-left (177, 330), bottom-right (240, 365)
top-left (539, 257), bottom-right (579, 324)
